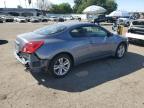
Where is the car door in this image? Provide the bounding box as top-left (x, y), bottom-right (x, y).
top-left (83, 25), bottom-right (114, 58)
top-left (70, 26), bottom-right (93, 63)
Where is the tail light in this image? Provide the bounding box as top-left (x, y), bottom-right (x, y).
top-left (22, 41), bottom-right (44, 54)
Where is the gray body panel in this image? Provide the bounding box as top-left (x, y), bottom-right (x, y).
top-left (14, 22), bottom-right (128, 69)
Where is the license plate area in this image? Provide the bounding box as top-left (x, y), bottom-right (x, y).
top-left (15, 41), bottom-right (20, 53)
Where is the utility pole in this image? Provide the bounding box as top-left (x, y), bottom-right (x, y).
top-left (32, 1), bottom-right (34, 8)
top-left (19, 0), bottom-right (22, 7)
top-left (37, 0), bottom-right (38, 9)
top-left (4, 1), bottom-right (6, 8)
top-left (25, 0), bottom-right (27, 8)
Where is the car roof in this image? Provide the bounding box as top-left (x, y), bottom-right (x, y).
top-left (118, 18), bottom-right (128, 19)
top-left (56, 21), bottom-right (95, 28)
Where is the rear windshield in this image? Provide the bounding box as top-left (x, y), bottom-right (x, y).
top-left (34, 24), bottom-right (67, 35)
top-left (132, 21), bottom-right (144, 26)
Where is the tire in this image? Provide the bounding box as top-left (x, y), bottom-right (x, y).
top-left (115, 43), bottom-right (127, 58)
top-left (49, 54), bottom-right (72, 78)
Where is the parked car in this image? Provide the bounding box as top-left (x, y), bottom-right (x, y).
top-left (2, 15), bottom-right (14, 22)
top-left (73, 16), bottom-right (81, 21)
top-left (64, 16), bottom-right (74, 20)
top-left (88, 15), bottom-right (107, 23)
top-left (38, 16), bottom-right (49, 22)
top-left (57, 17), bottom-right (65, 22)
top-left (49, 16), bottom-right (58, 21)
top-left (14, 17), bottom-right (27, 23)
top-left (30, 17), bottom-right (40, 23)
top-left (106, 16), bottom-right (117, 23)
top-left (0, 17), bottom-right (4, 23)
top-left (117, 18), bottom-right (130, 27)
top-left (14, 22), bottom-right (128, 78)
top-left (25, 16), bottom-right (31, 22)
top-left (126, 19), bottom-right (144, 44)
top-left (93, 15), bottom-right (107, 23)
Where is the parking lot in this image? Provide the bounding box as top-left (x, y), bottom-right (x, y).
top-left (0, 22), bottom-right (144, 108)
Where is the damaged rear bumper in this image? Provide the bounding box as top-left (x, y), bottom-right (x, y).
top-left (14, 51), bottom-right (49, 72)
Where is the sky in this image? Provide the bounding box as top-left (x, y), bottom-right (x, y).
top-left (0, 0), bottom-right (74, 8)
top-left (0, 0), bottom-right (144, 12)
top-left (116, 0), bottom-right (144, 12)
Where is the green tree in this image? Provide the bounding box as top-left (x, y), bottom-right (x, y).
top-left (50, 3), bottom-right (72, 14)
top-left (49, 5), bottom-right (60, 14)
top-left (73, 0), bottom-right (82, 13)
top-left (104, 0), bottom-right (117, 13)
top-left (59, 3), bottom-right (73, 14)
top-left (73, 0), bottom-right (117, 14)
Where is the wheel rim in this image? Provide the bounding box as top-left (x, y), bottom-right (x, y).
top-left (117, 45), bottom-right (125, 57)
top-left (53, 57), bottom-right (70, 76)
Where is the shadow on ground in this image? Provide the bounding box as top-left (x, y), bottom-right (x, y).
top-left (31, 52), bottom-right (144, 92)
top-left (129, 41), bottom-right (144, 47)
top-left (0, 40), bottom-right (8, 45)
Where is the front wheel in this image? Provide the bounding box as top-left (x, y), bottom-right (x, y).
top-left (115, 43), bottom-right (127, 58)
top-left (49, 54), bottom-right (72, 78)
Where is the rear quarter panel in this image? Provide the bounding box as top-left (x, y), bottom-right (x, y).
top-left (35, 37), bottom-right (84, 64)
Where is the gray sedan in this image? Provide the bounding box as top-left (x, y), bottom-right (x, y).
top-left (14, 22), bottom-right (128, 78)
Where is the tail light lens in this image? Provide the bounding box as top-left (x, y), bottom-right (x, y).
top-left (22, 41), bottom-right (44, 54)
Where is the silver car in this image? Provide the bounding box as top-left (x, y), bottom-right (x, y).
top-left (14, 22), bottom-right (128, 78)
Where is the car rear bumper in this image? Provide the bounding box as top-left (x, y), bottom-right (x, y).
top-left (14, 51), bottom-right (49, 72)
top-left (14, 51), bottom-right (28, 64)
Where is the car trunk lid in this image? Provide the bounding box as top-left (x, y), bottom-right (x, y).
top-left (15, 32), bottom-right (46, 53)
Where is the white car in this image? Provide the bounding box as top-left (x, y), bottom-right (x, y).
top-left (49, 16), bottom-right (58, 21)
top-left (117, 18), bottom-right (130, 27)
top-left (64, 16), bottom-right (74, 20)
top-left (14, 17), bottom-right (27, 23)
top-left (126, 19), bottom-right (144, 44)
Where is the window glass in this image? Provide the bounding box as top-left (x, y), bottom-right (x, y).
top-left (132, 21), bottom-right (144, 26)
top-left (34, 24), bottom-right (66, 35)
top-left (70, 26), bottom-right (107, 37)
top-left (70, 27), bottom-right (88, 37)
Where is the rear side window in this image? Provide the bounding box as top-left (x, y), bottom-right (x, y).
top-left (34, 24), bottom-right (66, 35)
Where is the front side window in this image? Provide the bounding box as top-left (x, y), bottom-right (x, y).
top-left (70, 26), bottom-right (107, 37)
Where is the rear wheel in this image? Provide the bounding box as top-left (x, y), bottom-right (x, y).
top-left (49, 54), bottom-right (72, 78)
top-left (115, 43), bottom-right (127, 58)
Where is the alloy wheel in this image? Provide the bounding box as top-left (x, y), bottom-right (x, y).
top-left (53, 57), bottom-right (71, 76)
